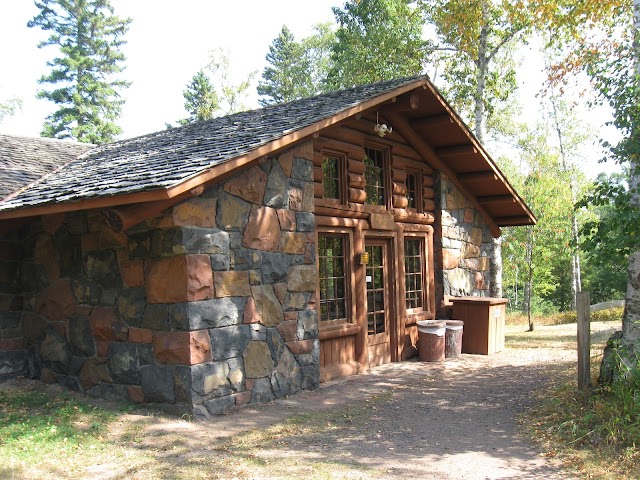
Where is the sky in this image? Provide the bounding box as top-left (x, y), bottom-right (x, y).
top-left (0, 1), bottom-right (618, 178)
top-left (0, 0), bottom-right (337, 139)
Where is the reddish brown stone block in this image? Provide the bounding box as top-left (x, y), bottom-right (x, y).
top-left (224, 166), bottom-right (268, 204)
top-left (96, 341), bottom-right (110, 357)
top-left (283, 311), bottom-right (298, 322)
top-left (81, 232), bottom-right (100, 252)
top-left (41, 213), bottom-right (65, 234)
top-left (78, 359), bottom-right (100, 390)
top-left (129, 327), bottom-right (153, 344)
top-left (75, 304), bottom-right (93, 316)
top-left (442, 249), bottom-right (461, 270)
top-left (158, 197), bottom-right (217, 228)
top-left (276, 320), bottom-right (298, 342)
top-left (153, 330), bottom-right (212, 365)
top-left (276, 209), bottom-right (296, 231)
top-left (286, 339), bottom-right (314, 355)
top-left (289, 188), bottom-right (303, 211)
top-left (243, 297), bottom-right (261, 324)
top-left (242, 206), bottom-right (281, 252)
top-left (36, 278), bottom-right (76, 322)
top-left (127, 385), bottom-right (145, 403)
top-left (278, 151), bottom-right (294, 177)
top-left (0, 338), bottom-right (24, 350)
top-left (464, 208), bottom-right (475, 223)
top-left (234, 391), bottom-right (252, 406)
top-left (145, 255), bottom-right (213, 304)
top-left (292, 141), bottom-right (313, 161)
top-left (33, 234), bottom-right (60, 282)
top-left (214, 270), bottom-right (250, 298)
top-left (89, 307), bottom-right (117, 341)
top-left (279, 232), bottom-right (306, 254)
top-left (117, 250), bottom-right (145, 288)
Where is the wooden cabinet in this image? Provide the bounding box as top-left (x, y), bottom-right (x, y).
top-left (451, 297), bottom-right (508, 355)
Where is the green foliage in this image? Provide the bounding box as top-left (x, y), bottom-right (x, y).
top-left (0, 389), bottom-right (115, 459)
top-left (27, 0), bottom-right (131, 144)
top-left (257, 25), bottom-right (334, 106)
top-left (0, 97), bottom-right (23, 124)
top-left (327, 0), bottom-right (425, 90)
top-left (179, 49), bottom-right (256, 125)
top-left (183, 70), bottom-right (219, 123)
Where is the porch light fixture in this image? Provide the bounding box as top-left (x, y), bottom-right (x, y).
top-left (374, 111), bottom-right (392, 137)
top-left (359, 251), bottom-right (370, 265)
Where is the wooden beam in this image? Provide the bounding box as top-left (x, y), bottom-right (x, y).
top-left (382, 110), bottom-right (502, 238)
top-left (411, 114), bottom-right (454, 130)
top-left (477, 194), bottom-right (516, 206)
top-left (457, 171), bottom-right (499, 183)
top-left (436, 144), bottom-right (478, 159)
top-left (492, 215), bottom-right (536, 226)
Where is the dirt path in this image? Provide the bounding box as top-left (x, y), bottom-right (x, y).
top-left (4, 322), bottom-right (621, 479)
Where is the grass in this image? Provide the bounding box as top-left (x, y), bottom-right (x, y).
top-left (510, 313), bottom-right (640, 480)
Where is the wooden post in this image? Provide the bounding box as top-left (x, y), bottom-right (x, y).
top-left (577, 291), bottom-right (591, 390)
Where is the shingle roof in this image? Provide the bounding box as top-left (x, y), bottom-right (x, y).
top-left (0, 76), bottom-right (425, 213)
top-left (0, 134), bottom-right (93, 200)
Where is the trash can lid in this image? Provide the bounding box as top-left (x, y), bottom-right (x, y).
top-left (445, 320), bottom-right (464, 327)
top-left (417, 320), bottom-right (446, 328)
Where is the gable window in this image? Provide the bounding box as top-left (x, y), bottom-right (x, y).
top-left (404, 237), bottom-right (424, 311)
top-left (322, 154), bottom-right (343, 201)
top-left (406, 172), bottom-right (418, 210)
top-left (364, 147), bottom-right (386, 206)
top-left (318, 234), bottom-right (347, 322)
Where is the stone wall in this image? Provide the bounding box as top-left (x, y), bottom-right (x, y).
top-left (434, 172), bottom-right (493, 315)
top-left (0, 141), bottom-right (319, 417)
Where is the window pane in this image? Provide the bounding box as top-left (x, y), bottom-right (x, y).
top-left (404, 238), bottom-right (424, 310)
top-left (322, 156), bottom-right (341, 200)
top-left (318, 235), bottom-right (348, 322)
top-left (364, 147), bottom-right (385, 205)
top-left (406, 172), bottom-right (417, 209)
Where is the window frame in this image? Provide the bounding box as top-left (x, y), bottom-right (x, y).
top-left (320, 150), bottom-right (347, 205)
top-left (405, 169), bottom-right (422, 213)
top-left (316, 230), bottom-right (354, 326)
top-left (402, 234), bottom-right (429, 316)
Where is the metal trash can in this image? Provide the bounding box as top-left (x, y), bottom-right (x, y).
top-left (445, 320), bottom-right (464, 358)
top-left (417, 320), bottom-right (446, 362)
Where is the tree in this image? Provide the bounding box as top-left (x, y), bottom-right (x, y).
top-left (179, 49), bottom-right (256, 125)
top-left (257, 26), bottom-right (314, 106)
top-left (28, 0), bottom-right (131, 144)
top-left (423, 0), bottom-right (534, 298)
top-left (183, 70), bottom-right (219, 123)
top-left (327, 0), bottom-right (425, 89)
top-left (0, 97), bottom-right (22, 124)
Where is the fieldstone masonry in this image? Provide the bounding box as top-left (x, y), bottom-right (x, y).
top-left (0, 141), bottom-right (319, 417)
top-left (434, 172), bottom-right (493, 314)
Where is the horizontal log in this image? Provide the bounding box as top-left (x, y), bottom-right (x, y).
top-left (315, 215), bottom-right (367, 227)
top-left (392, 168), bottom-right (407, 182)
top-left (314, 182), bottom-right (324, 198)
top-left (423, 186), bottom-right (435, 199)
top-left (393, 210), bottom-right (435, 225)
top-left (393, 195), bottom-right (409, 209)
top-left (348, 187), bottom-right (367, 203)
top-left (104, 197), bottom-right (180, 232)
top-left (423, 174), bottom-right (434, 188)
top-left (319, 323), bottom-right (361, 340)
top-left (316, 136), bottom-right (365, 159)
top-left (312, 151), bottom-right (324, 166)
top-left (422, 199), bottom-right (436, 212)
top-left (347, 158), bottom-right (366, 175)
top-left (391, 154), bottom-right (435, 174)
top-left (393, 182), bottom-right (407, 196)
top-left (313, 166), bottom-right (324, 182)
top-left (411, 113), bottom-right (454, 131)
top-left (348, 173), bottom-right (365, 189)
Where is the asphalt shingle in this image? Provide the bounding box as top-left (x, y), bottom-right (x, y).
top-left (0, 76), bottom-right (424, 213)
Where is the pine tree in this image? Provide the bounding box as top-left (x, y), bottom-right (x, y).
top-left (183, 70), bottom-right (219, 123)
top-left (28, 0), bottom-right (131, 144)
top-left (327, 0), bottom-right (425, 89)
top-left (257, 26), bottom-right (314, 106)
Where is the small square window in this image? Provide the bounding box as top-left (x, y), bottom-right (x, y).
top-left (406, 172), bottom-right (417, 209)
top-left (322, 155), bottom-right (341, 200)
top-left (364, 147), bottom-right (386, 206)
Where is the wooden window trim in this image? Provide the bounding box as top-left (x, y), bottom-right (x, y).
top-left (316, 228), bottom-right (356, 328)
top-left (320, 149), bottom-right (347, 206)
top-left (402, 232), bottom-right (433, 319)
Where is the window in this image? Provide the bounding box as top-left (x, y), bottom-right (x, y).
top-left (318, 235), bottom-right (347, 322)
top-left (404, 238), bottom-right (424, 310)
top-left (322, 154), bottom-right (342, 200)
top-left (364, 147), bottom-right (386, 206)
top-left (406, 172), bottom-right (417, 209)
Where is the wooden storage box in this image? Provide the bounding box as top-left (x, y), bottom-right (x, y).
top-left (451, 297), bottom-right (508, 355)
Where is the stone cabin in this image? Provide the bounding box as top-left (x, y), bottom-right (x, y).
top-left (0, 76), bottom-right (535, 417)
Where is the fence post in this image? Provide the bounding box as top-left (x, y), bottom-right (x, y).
top-left (577, 291), bottom-right (591, 390)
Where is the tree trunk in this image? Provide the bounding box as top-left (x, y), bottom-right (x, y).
top-left (525, 227), bottom-right (534, 331)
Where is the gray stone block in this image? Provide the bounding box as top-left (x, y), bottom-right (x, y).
top-left (261, 253), bottom-right (291, 284)
top-left (84, 249), bottom-right (121, 289)
top-left (71, 276), bottom-right (102, 305)
top-left (107, 342), bottom-right (140, 385)
top-left (68, 315), bottom-right (95, 357)
top-left (0, 311), bottom-right (21, 329)
top-left (263, 162), bottom-right (289, 209)
top-left (295, 212), bottom-right (315, 232)
top-left (250, 377), bottom-right (275, 405)
top-left (141, 303), bottom-right (170, 331)
top-left (203, 395), bottom-right (235, 416)
top-left (291, 158), bottom-right (313, 181)
top-left (116, 288), bottom-right (146, 328)
top-left (0, 351), bottom-right (25, 375)
top-left (210, 325), bottom-right (251, 361)
top-left (169, 297), bottom-right (247, 331)
top-left (39, 327), bottom-right (70, 373)
top-left (191, 361), bottom-right (231, 399)
top-left (86, 383), bottom-right (127, 402)
top-left (141, 365), bottom-right (176, 403)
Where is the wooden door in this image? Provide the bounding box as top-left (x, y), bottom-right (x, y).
top-left (365, 240), bottom-right (392, 367)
